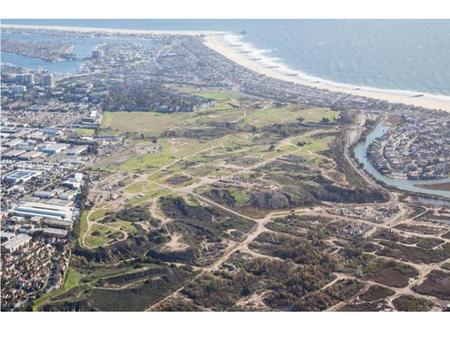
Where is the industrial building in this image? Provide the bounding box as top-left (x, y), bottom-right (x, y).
top-left (3, 169), bottom-right (42, 184)
top-left (3, 149), bottom-right (26, 158)
top-left (1, 234), bottom-right (32, 253)
top-left (62, 173), bottom-right (84, 189)
top-left (13, 202), bottom-right (74, 221)
top-left (40, 143), bottom-right (68, 154)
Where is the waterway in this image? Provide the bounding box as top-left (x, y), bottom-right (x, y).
top-left (4, 19), bottom-right (450, 96)
top-left (353, 121), bottom-right (450, 199)
top-left (1, 29), bottom-right (157, 74)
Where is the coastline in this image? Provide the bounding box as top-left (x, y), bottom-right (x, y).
top-left (352, 120), bottom-right (450, 199)
top-left (1, 23), bottom-right (218, 37)
top-left (3, 23), bottom-right (450, 111)
top-left (415, 182), bottom-right (450, 192)
top-left (203, 33), bottom-right (450, 112)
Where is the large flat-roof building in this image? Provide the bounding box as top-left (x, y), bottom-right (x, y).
top-left (13, 202), bottom-right (73, 221)
top-left (17, 151), bottom-right (43, 160)
top-left (42, 228), bottom-right (68, 238)
top-left (2, 233), bottom-right (32, 252)
top-left (3, 149), bottom-right (26, 158)
top-left (3, 169), bottom-right (42, 184)
top-left (62, 173), bottom-right (84, 189)
top-left (40, 143), bottom-right (68, 154)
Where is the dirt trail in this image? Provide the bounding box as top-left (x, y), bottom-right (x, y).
top-left (146, 210), bottom-right (273, 311)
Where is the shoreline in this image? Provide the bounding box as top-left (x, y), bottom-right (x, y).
top-left (203, 33), bottom-right (450, 112)
top-left (353, 120), bottom-right (450, 199)
top-left (1, 23), bottom-right (220, 37)
top-left (415, 182), bottom-right (450, 192)
top-left (2, 23), bottom-right (450, 111)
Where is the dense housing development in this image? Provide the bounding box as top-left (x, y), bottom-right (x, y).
top-left (368, 112), bottom-right (450, 180)
top-left (1, 25), bottom-right (449, 312)
top-left (0, 119), bottom-right (91, 309)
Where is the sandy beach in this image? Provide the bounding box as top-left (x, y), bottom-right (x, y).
top-left (3, 23), bottom-right (450, 111)
top-left (203, 33), bottom-right (450, 112)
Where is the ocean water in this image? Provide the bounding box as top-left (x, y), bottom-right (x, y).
top-left (2, 19), bottom-right (450, 96)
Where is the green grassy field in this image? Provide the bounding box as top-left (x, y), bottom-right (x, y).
top-left (302, 135), bottom-right (335, 152)
top-left (179, 88), bottom-right (239, 101)
top-left (128, 183), bottom-right (172, 206)
top-left (100, 105), bottom-right (242, 138)
top-left (106, 221), bottom-right (138, 234)
top-left (115, 138), bottom-right (208, 173)
top-left (118, 140), bottom-right (175, 172)
top-left (32, 267), bottom-right (81, 311)
top-left (124, 181), bottom-right (147, 193)
top-left (86, 223), bottom-right (124, 248)
top-left (89, 208), bottom-right (107, 221)
top-left (74, 128), bottom-right (96, 136)
top-left (100, 111), bottom-right (182, 137)
top-left (244, 107), bottom-right (339, 127)
top-left (296, 108), bottom-right (339, 123)
top-left (78, 210), bottom-right (89, 246)
top-left (292, 134), bottom-right (336, 154)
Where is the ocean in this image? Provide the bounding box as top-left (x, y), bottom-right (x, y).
top-left (2, 19), bottom-right (450, 96)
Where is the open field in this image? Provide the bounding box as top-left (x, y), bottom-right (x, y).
top-left (89, 208), bottom-right (107, 221)
top-left (4, 24), bottom-right (449, 313)
top-left (85, 223), bottom-right (124, 248)
top-left (77, 210), bottom-right (89, 246)
top-left (179, 89), bottom-right (239, 101)
top-left (32, 268), bottom-right (81, 311)
top-left (244, 107), bottom-right (339, 127)
top-left (100, 111), bottom-right (182, 137)
top-left (74, 128), bottom-right (96, 136)
top-left (46, 86), bottom-right (449, 312)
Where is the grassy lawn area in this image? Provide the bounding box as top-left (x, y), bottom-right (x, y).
top-left (116, 138), bottom-right (208, 173)
top-left (180, 88), bottom-right (239, 101)
top-left (229, 188), bottom-right (250, 206)
top-left (118, 140), bottom-right (175, 172)
top-left (86, 224), bottom-right (124, 248)
top-left (301, 135), bottom-right (335, 152)
top-left (78, 210), bottom-right (89, 246)
top-left (128, 183), bottom-right (172, 206)
top-left (195, 90), bottom-right (237, 101)
top-left (105, 221), bottom-right (138, 235)
top-left (74, 128), bottom-right (96, 136)
top-left (85, 235), bottom-right (105, 248)
top-left (100, 111), bottom-right (183, 137)
top-left (124, 181), bottom-right (147, 193)
top-left (100, 97), bottom-right (243, 138)
top-left (191, 109), bottom-right (242, 124)
top-left (296, 107), bottom-right (339, 123)
top-left (32, 267), bottom-right (81, 311)
top-left (168, 138), bottom-right (209, 158)
top-left (245, 106), bottom-right (339, 127)
top-left (89, 208), bottom-right (108, 221)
